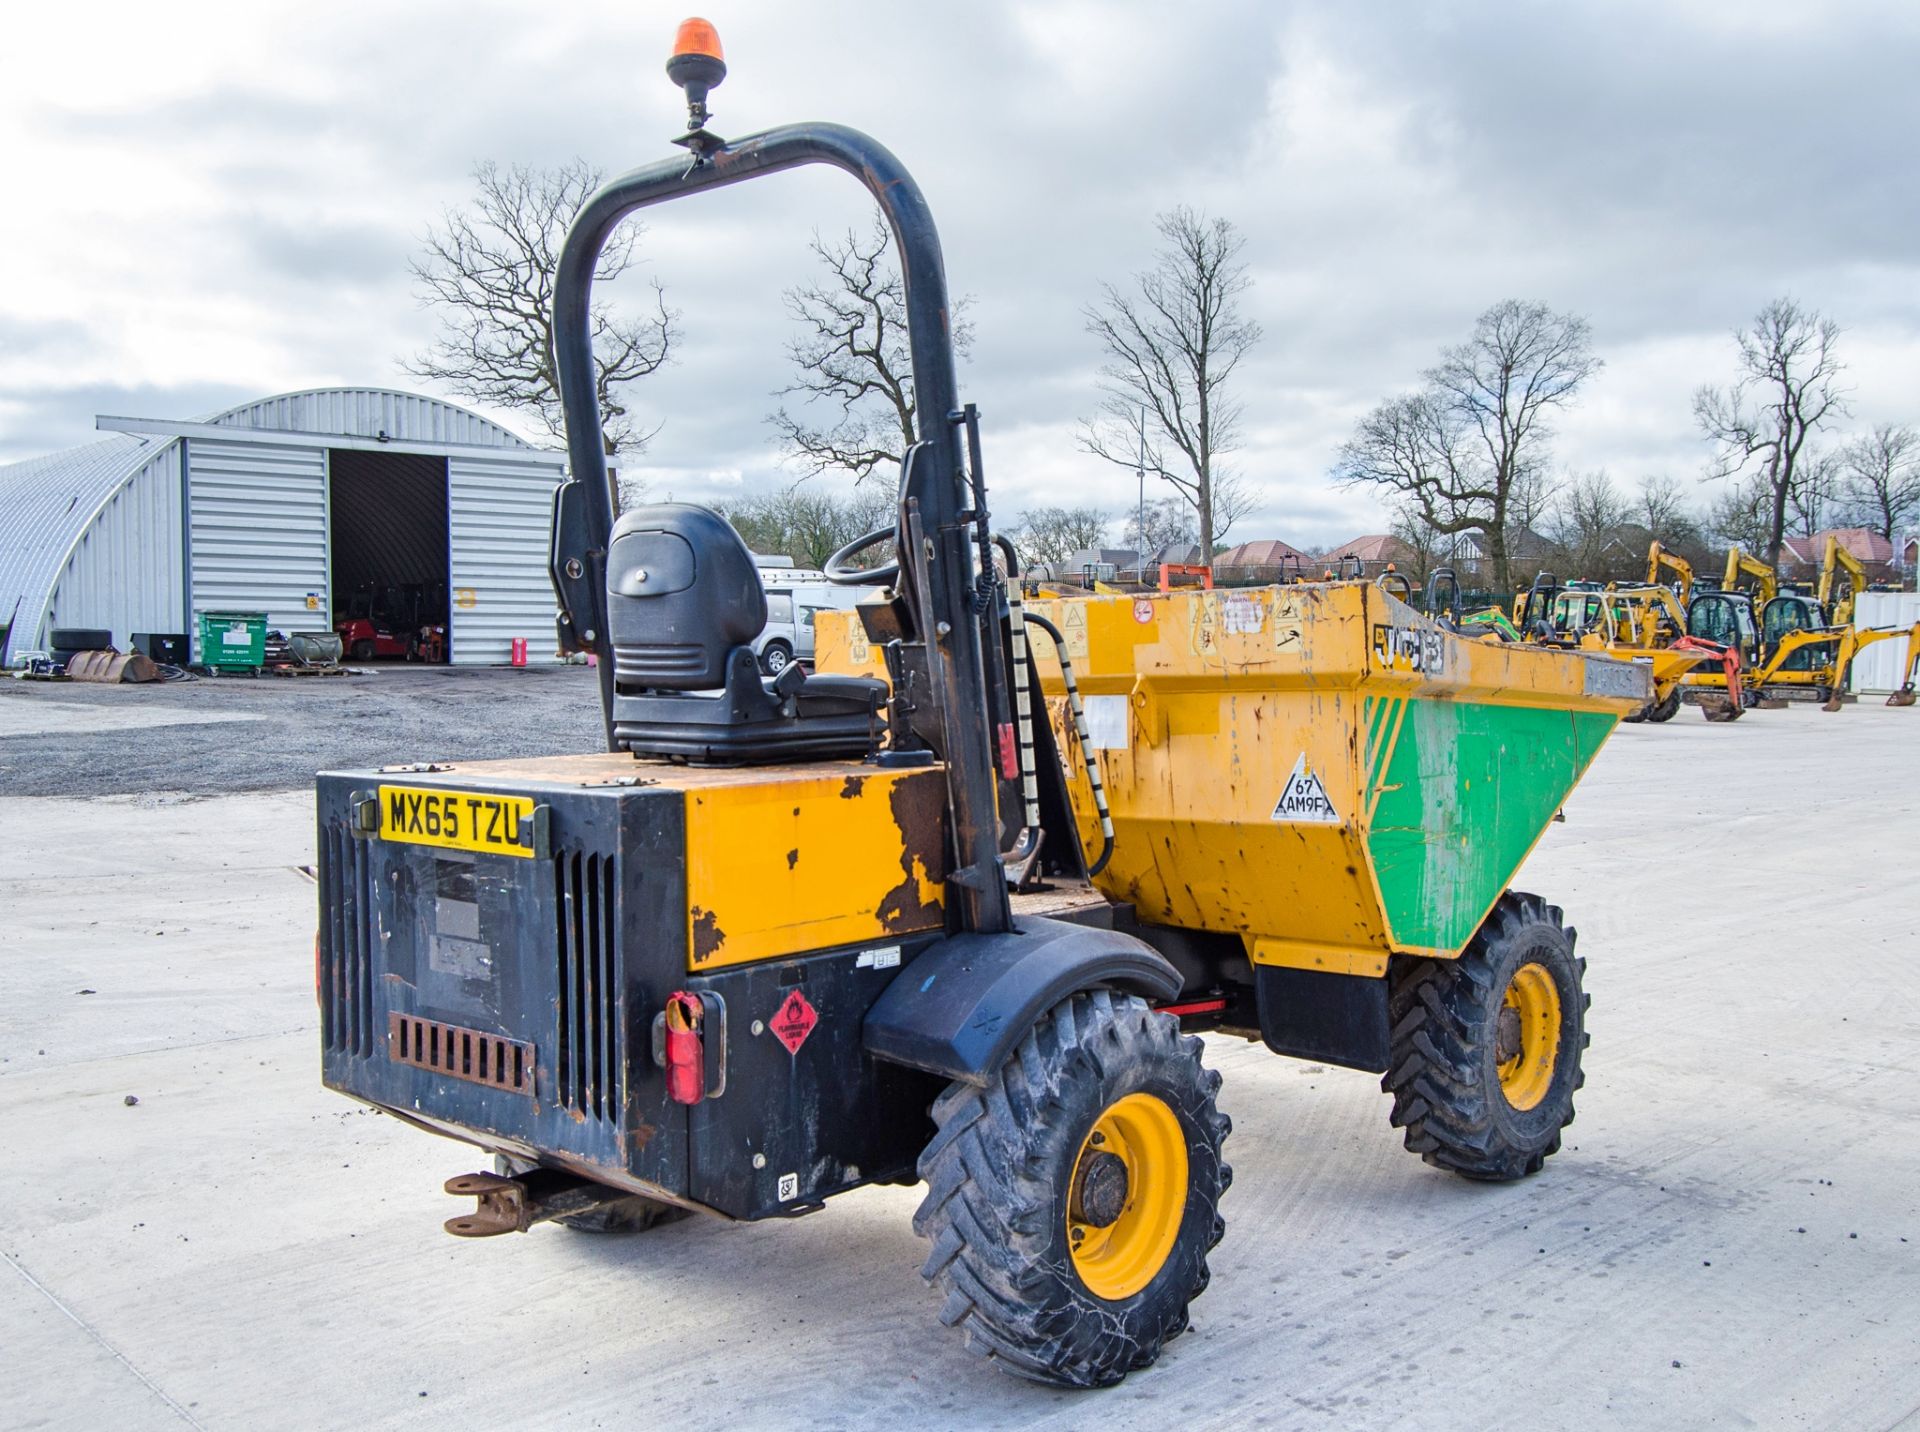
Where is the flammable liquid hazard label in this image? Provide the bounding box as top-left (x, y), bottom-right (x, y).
top-left (768, 988), bottom-right (819, 1055)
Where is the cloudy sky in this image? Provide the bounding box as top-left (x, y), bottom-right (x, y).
top-left (2, 1), bottom-right (1916, 549)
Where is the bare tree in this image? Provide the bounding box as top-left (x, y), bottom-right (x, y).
top-left (1335, 300), bottom-right (1600, 594)
top-left (1786, 447), bottom-right (1843, 539)
top-left (1122, 497), bottom-right (1199, 557)
top-left (1633, 473), bottom-right (1707, 567)
top-left (1635, 474), bottom-right (1691, 540)
top-left (1707, 473), bottom-right (1773, 552)
top-left (769, 217), bottom-right (972, 485)
top-left (1014, 506), bottom-right (1112, 571)
top-left (717, 485), bottom-right (896, 570)
top-left (409, 160), bottom-right (676, 495)
top-left (1693, 297), bottom-right (1848, 567)
top-left (1387, 504), bottom-right (1446, 586)
top-left (1080, 207), bottom-right (1264, 560)
top-left (1548, 470), bottom-right (1632, 580)
top-left (1840, 422), bottom-right (1920, 541)
top-left (1507, 463), bottom-right (1561, 537)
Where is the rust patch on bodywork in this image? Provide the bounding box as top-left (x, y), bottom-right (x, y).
top-left (840, 775), bottom-right (867, 800)
top-left (879, 768), bottom-right (948, 930)
top-left (690, 906), bottom-right (725, 962)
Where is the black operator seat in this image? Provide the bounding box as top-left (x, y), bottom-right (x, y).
top-left (604, 503), bottom-right (887, 764)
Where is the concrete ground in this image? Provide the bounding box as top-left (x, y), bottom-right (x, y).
top-left (1, 687), bottom-right (1916, 1431)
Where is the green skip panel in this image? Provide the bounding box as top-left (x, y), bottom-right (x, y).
top-left (1366, 699), bottom-right (1616, 954)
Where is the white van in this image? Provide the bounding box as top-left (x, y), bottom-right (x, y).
top-left (753, 574), bottom-right (864, 674)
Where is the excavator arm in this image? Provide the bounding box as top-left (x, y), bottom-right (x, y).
top-left (1647, 540), bottom-right (1694, 599)
top-left (1817, 536), bottom-right (1869, 626)
top-left (1843, 621), bottom-right (1920, 708)
top-left (1723, 546), bottom-right (1777, 606)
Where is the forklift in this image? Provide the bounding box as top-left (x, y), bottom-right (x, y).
top-left (317, 20), bottom-right (1649, 1387)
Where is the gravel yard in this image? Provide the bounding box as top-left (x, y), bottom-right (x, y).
top-left (0, 666), bottom-right (604, 798)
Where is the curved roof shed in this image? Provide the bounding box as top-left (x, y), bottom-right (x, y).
top-left (0, 387), bottom-right (569, 666)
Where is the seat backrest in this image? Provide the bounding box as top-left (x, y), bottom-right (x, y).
top-left (607, 504), bottom-right (766, 689)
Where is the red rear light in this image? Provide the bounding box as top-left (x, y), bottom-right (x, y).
top-left (662, 992), bottom-right (705, 1105)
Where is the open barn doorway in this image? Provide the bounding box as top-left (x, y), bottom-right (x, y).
top-left (328, 449), bottom-right (450, 663)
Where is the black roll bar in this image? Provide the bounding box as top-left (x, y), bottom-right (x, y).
top-left (550, 123), bottom-right (1010, 936)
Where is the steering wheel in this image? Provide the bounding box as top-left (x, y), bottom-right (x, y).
top-left (824, 524), bottom-right (901, 586)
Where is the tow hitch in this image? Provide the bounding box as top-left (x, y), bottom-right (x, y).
top-left (442, 1167), bottom-right (640, 1237)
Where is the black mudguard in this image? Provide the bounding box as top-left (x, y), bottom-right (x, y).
top-left (863, 916), bottom-right (1180, 1086)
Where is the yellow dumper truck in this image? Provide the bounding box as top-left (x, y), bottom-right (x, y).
top-left (318, 19), bottom-right (1650, 1389)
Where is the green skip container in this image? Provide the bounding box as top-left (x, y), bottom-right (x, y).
top-left (198, 611), bottom-right (268, 671)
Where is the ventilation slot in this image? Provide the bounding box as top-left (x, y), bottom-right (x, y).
top-left (389, 1014), bottom-right (533, 1093)
top-left (319, 825), bottom-right (375, 1058)
top-left (554, 851), bottom-right (620, 1119)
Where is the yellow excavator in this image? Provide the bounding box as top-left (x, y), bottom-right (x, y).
top-left (1683, 543), bottom-right (1918, 710)
top-left (1815, 537), bottom-right (1920, 707)
top-left (1509, 573), bottom-right (1739, 722)
top-left (1647, 540), bottom-right (1696, 602)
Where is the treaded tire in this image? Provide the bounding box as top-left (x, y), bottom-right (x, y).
top-left (493, 1155), bottom-right (691, 1234)
top-left (912, 989), bottom-right (1230, 1389)
top-left (1643, 687), bottom-right (1684, 723)
top-left (1382, 892), bottom-right (1587, 1182)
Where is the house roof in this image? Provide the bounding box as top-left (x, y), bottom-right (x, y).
top-left (1323, 533), bottom-right (1407, 563)
top-left (1782, 528), bottom-right (1895, 566)
top-left (1215, 538), bottom-right (1310, 568)
top-left (1148, 542), bottom-right (1205, 567)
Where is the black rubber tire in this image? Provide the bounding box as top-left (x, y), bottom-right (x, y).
top-left (759, 641), bottom-right (792, 675)
top-left (912, 990), bottom-right (1230, 1389)
top-left (1643, 687), bottom-right (1684, 723)
top-left (493, 1155), bottom-right (691, 1234)
top-left (1382, 892), bottom-right (1587, 1182)
top-left (350, 639), bottom-right (375, 661)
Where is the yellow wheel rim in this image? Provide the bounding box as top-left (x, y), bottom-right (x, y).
top-left (1497, 963), bottom-right (1562, 1112)
top-left (1066, 1092), bottom-right (1188, 1301)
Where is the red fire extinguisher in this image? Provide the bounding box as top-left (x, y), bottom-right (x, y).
top-left (510, 637), bottom-right (527, 667)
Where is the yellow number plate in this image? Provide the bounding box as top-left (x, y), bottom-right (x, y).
top-left (378, 785), bottom-right (536, 858)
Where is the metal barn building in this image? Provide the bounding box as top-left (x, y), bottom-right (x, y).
top-left (0, 388), bottom-right (568, 667)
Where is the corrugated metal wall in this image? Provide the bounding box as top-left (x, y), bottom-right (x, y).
top-left (187, 437), bottom-right (329, 659)
top-left (212, 389), bottom-right (526, 449)
top-left (1852, 591), bottom-right (1920, 693)
top-left (42, 443), bottom-right (185, 650)
top-left (446, 453), bottom-right (564, 665)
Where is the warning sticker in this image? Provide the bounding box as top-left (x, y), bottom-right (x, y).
top-left (768, 989), bottom-right (818, 1055)
top-left (1188, 595), bottom-right (1219, 655)
top-left (1133, 598), bottom-right (1155, 625)
top-left (1271, 753), bottom-right (1340, 824)
top-left (1223, 592), bottom-right (1266, 634)
top-left (1058, 603), bottom-right (1090, 660)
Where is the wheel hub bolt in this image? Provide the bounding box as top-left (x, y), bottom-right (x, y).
top-left (1496, 1006), bottom-right (1523, 1064)
top-left (1071, 1150), bottom-right (1129, 1229)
